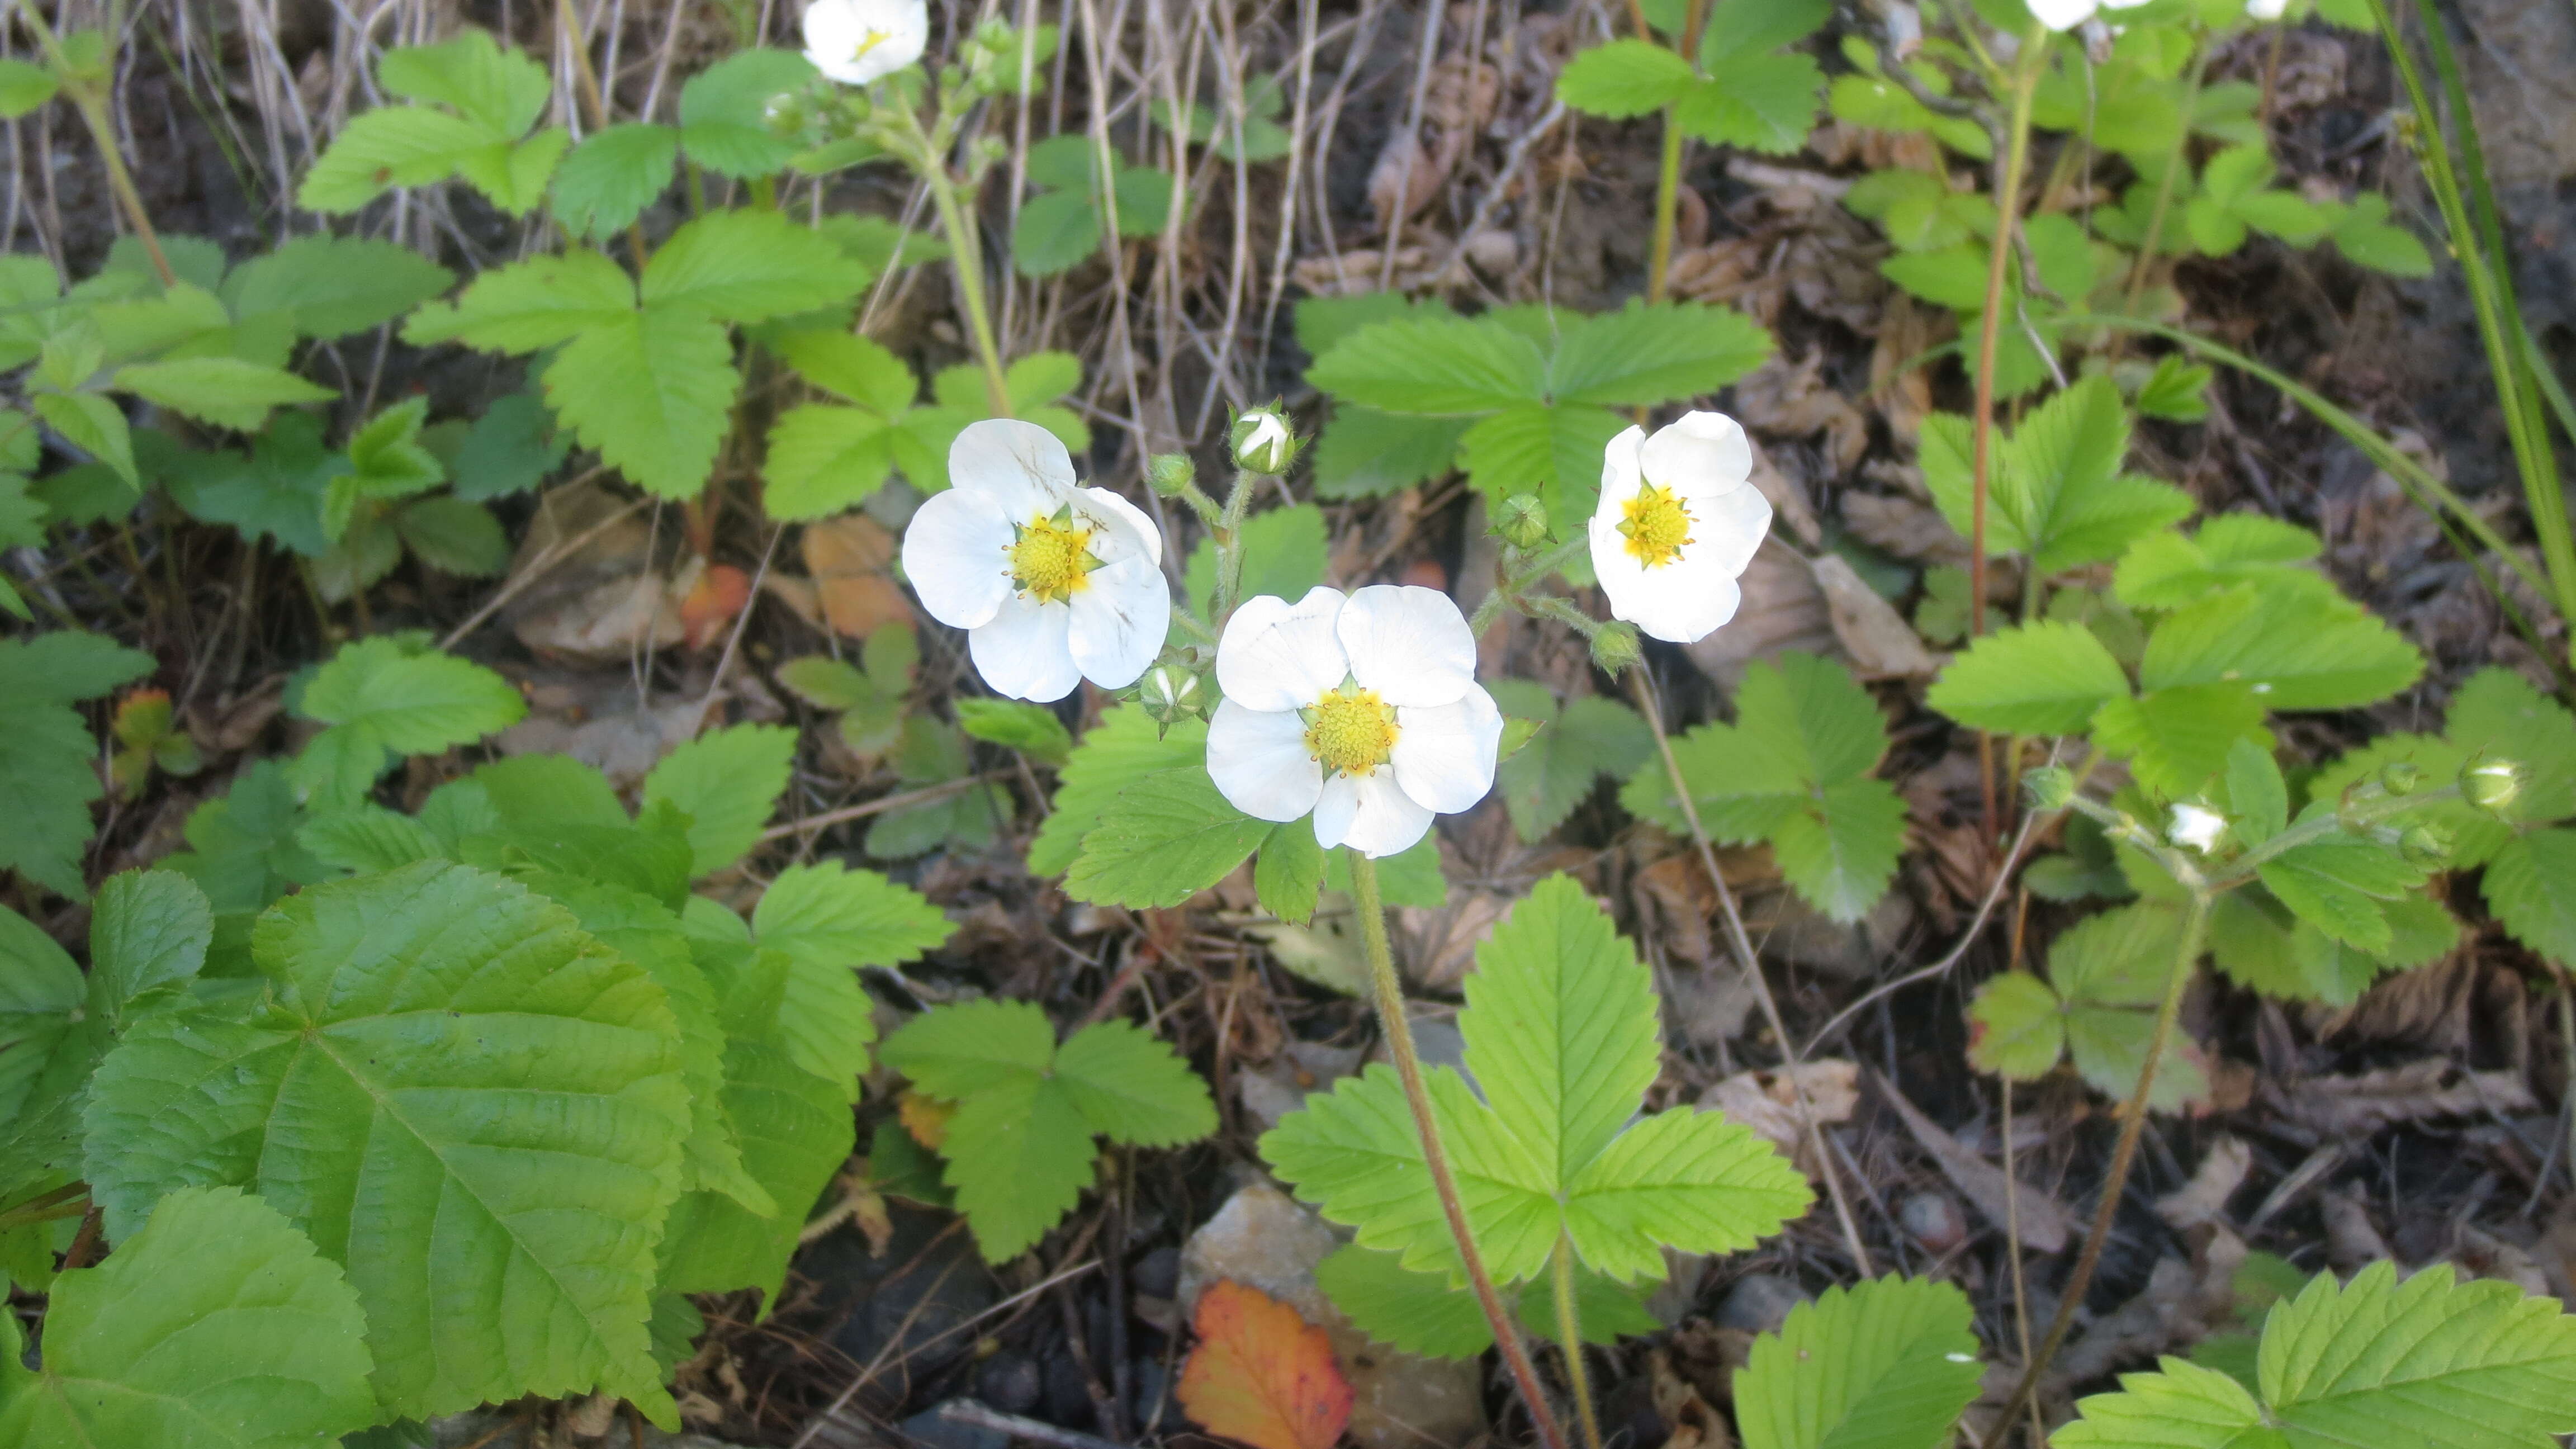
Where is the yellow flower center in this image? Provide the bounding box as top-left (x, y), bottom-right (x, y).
top-left (851, 27), bottom-right (896, 61)
top-left (1305, 688), bottom-right (1399, 778)
top-left (1617, 482), bottom-right (1694, 569)
top-left (1008, 514), bottom-right (1096, 605)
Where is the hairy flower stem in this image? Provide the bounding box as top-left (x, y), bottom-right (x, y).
top-left (1989, 889), bottom-right (2209, 1443)
top-left (1628, 669), bottom-right (1874, 1276)
top-left (21, 4), bottom-right (172, 288)
top-left (1969, 21), bottom-right (2051, 843)
top-left (885, 99), bottom-right (1012, 419)
top-left (1210, 468), bottom-right (1263, 624)
top-left (1551, 1233), bottom-right (1604, 1449)
top-left (1642, 0), bottom-right (1711, 311)
top-left (1345, 849), bottom-right (1572, 1449)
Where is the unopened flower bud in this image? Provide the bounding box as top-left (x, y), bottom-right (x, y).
top-left (1138, 662), bottom-right (1206, 727)
top-left (1494, 494), bottom-right (1551, 550)
top-left (2023, 765), bottom-right (2076, 812)
top-left (2400, 824), bottom-right (2451, 868)
top-left (1589, 621), bottom-right (1642, 675)
top-left (1229, 406), bottom-right (1297, 476)
top-left (2379, 760), bottom-right (2423, 796)
top-left (2464, 758), bottom-right (2522, 814)
top-left (2167, 802), bottom-right (2227, 853)
top-left (1145, 452), bottom-right (1196, 498)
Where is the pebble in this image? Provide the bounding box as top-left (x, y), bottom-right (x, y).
top-left (1713, 1272), bottom-right (1810, 1334)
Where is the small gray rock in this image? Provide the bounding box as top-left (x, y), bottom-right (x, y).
top-left (1714, 1272), bottom-right (1811, 1334)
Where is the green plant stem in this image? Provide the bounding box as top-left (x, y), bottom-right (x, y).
top-left (0, 1181), bottom-right (87, 1233)
top-left (1467, 537), bottom-right (1592, 635)
top-left (1643, 0), bottom-right (1711, 308)
top-left (1627, 667), bottom-right (1876, 1277)
top-left (19, 3), bottom-right (173, 288)
top-left (1346, 848), bottom-right (1572, 1449)
top-left (888, 98), bottom-right (1012, 419)
top-left (1990, 888), bottom-right (2210, 1442)
top-left (1209, 467), bottom-right (1262, 623)
top-left (1969, 21), bottom-right (2051, 653)
top-left (1551, 1233), bottom-right (1603, 1449)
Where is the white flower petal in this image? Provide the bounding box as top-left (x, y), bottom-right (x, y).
top-left (1682, 479), bottom-right (1773, 580)
top-left (949, 418), bottom-right (1076, 519)
top-left (1066, 555), bottom-right (1171, 690)
top-left (802, 0), bottom-right (928, 85)
top-left (1216, 586), bottom-right (1349, 712)
top-left (2244, 0), bottom-right (2286, 16)
top-left (900, 486), bottom-right (1014, 629)
top-left (1336, 584), bottom-right (1476, 708)
top-left (1081, 485), bottom-right (1165, 567)
top-left (1595, 425), bottom-right (1648, 520)
top-left (1313, 770), bottom-right (1435, 858)
top-left (2027, 0), bottom-right (2097, 28)
top-left (969, 596), bottom-right (1082, 702)
top-left (1391, 684), bottom-right (1503, 815)
top-left (1598, 542), bottom-right (1744, 644)
top-left (1640, 411), bottom-right (1753, 501)
top-left (1208, 700), bottom-right (1324, 823)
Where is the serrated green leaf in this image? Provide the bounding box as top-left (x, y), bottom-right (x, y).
top-left (1315, 1243), bottom-right (1659, 1361)
top-left (396, 495), bottom-right (509, 576)
top-left (82, 861), bottom-right (689, 1420)
top-left (2224, 737), bottom-right (2288, 846)
top-left (1736, 1276), bottom-right (1983, 1449)
top-left (378, 30), bottom-right (548, 135)
top-left (0, 632), bottom-right (156, 898)
top-left (1679, 51), bottom-right (1825, 153)
top-left (289, 636), bottom-right (526, 809)
top-left (2113, 515), bottom-right (2325, 610)
top-left (677, 48), bottom-right (819, 177)
top-left (2483, 830), bottom-right (2576, 967)
top-left (1489, 684), bottom-right (1653, 843)
top-left (1554, 40), bottom-right (1696, 118)
top-left (402, 250), bottom-right (635, 353)
top-left (880, 998), bottom-right (1053, 1098)
top-left (2256, 836), bottom-right (2422, 955)
top-left (654, 1031), bottom-right (851, 1305)
top-left (1311, 405), bottom-right (1467, 500)
top-left (1772, 776), bottom-right (1907, 924)
top-left (1547, 300), bottom-right (1773, 408)
top-left (86, 869), bottom-right (210, 1026)
top-left (642, 723), bottom-right (794, 876)
top-left (1064, 767), bottom-right (1271, 908)
top-left (1967, 970), bottom-right (2064, 1079)
top-left (0, 1186), bottom-right (376, 1449)
top-left (221, 236), bottom-right (455, 340)
top-left (296, 106), bottom-right (506, 214)
top-left (2089, 684), bottom-right (2270, 803)
top-left (297, 804), bottom-right (444, 874)
top-left (1029, 705), bottom-right (1209, 875)
top-left (542, 304), bottom-right (738, 499)
top-left (2045, 903), bottom-right (2206, 1110)
top-left (551, 122), bottom-right (679, 242)
top-left (2446, 667), bottom-right (2576, 825)
top-left (1926, 621), bottom-right (2130, 735)
top-left (1306, 316), bottom-right (1547, 414)
top-left (0, 58), bottom-right (60, 119)
top-left (2142, 585), bottom-right (2423, 712)
top-left (762, 404), bottom-right (896, 520)
top-left (641, 209), bottom-right (869, 324)
top-left (1054, 1019), bottom-right (1219, 1145)
top-left (2059, 1262), bottom-right (2576, 1449)
top-left (1253, 822), bottom-right (1329, 925)
top-left (111, 357), bottom-right (334, 432)
top-left (1919, 377), bottom-right (2189, 575)
top-left (956, 697), bottom-right (1074, 764)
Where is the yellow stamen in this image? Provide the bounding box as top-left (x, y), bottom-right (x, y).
top-left (851, 27), bottom-right (894, 61)
top-left (1007, 514), bottom-right (1097, 605)
top-left (1617, 482), bottom-right (1694, 569)
top-left (1305, 687), bottom-right (1400, 778)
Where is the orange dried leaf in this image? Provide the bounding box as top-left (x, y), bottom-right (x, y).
top-left (680, 563), bottom-right (752, 650)
top-left (1177, 1280), bottom-right (1353, 1449)
top-left (899, 1089), bottom-right (956, 1150)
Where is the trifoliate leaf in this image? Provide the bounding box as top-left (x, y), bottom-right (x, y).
top-left (0, 631), bottom-right (155, 898)
top-left (377, 29), bottom-right (550, 135)
top-left (2113, 515), bottom-right (2325, 610)
top-left (402, 250), bottom-right (635, 353)
top-left (1263, 877), bottom-right (1811, 1287)
top-left (1771, 777), bottom-right (1909, 925)
top-left (642, 722), bottom-right (795, 876)
top-left (1736, 1276), bottom-right (1984, 1449)
top-left (2057, 1262), bottom-right (2576, 1449)
top-left (83, 861), bottom-right (690, 1421)
top-left (1313, 1244), bottom-right (1659, 1361)
top-left (1487, 681), bottom-right (1654, 843)
top-left (1926, 620), bottom-right (2130, 735)
top-left (1919, 377), bottom-right (2190, 575)
top-left (750, 860), bottom-right (947, 1090)
top-left (288, 635), bottom-right (526, 810)
top-left (2041, 902), bottom-right (2206, 1109)
top-left (880, 1000), bottom-right (1215, 1261)
top-left (2090, 684), bottom-right (2270, 802)
top-left (1064, 768), bottom-right (1273, 910)
top-left (0, 1186), bottom-right (376, 1448)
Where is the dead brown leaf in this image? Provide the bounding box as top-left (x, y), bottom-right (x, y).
top-left (1812, 553), bottom-right (1942, 680)
top-left (2156, 1135), bottom-right (2251, 1232)
top-left (1841, 491), bottom-right (1970, 567)
top-left (1683, 544), bottom-right (1838, 688)
top-left (1735, 352), bottom-right (1871, 477)
top-left (2279, 1060), bottom-right (2536, 1138)
top-left (1877, 1073), bottom-right (2077, 1253)
top-left (1702, 1061), bottom-right (1860, 1176)
top-left (802, 515), bottom-right (915, 639)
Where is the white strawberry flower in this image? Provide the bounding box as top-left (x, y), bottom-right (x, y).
top-left (899, 419), bottom-right (1171, 703)
top-left (1588, 411), bottom-right (1774, 645)
top-left (1206, 585), bottom-right (1503, 858)
top-left (2026, 0), bottom-right (2152, 31)
top-left (2246, 0), bottom-right (2288, 18)
top-left (802, 0), bottom-right (929, 86)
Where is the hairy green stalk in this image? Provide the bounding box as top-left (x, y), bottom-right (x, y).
top-left (19, 4), bottom-right (173, 288)
top-left (882, 103), bottom-right (1014, 418)
top-left (1551, 1233), bottom-right (1603, 1449)
top-left (1346, 849), bottom-right (1573, 1449)
top-left (1968, 20), bottom-right (2051, 648)
top-left (1643, 0), bottom-right (1711, 308)
top-left (1210, 467), bottom-right (1262, 625)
